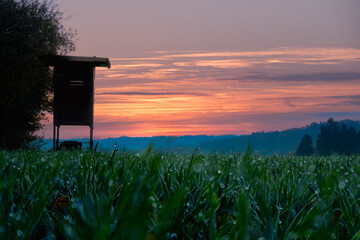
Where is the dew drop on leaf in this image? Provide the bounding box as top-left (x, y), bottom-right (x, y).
top-left (17, 229), bottom-right (23, 237)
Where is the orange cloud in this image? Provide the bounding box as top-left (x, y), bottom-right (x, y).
top-left (194, 59), bottom-right (253, 68)
top-left (41, 47), bottom-right (360, 138)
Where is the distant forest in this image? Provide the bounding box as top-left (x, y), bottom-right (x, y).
top-left (43, 119), bottom-right (360, 155)
top-left (198, 118), bottom-right (360, 155)
top-left (297, 118), bottom-right (360, 156)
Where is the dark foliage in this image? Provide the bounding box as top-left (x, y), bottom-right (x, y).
top-left (0, 0), bottom-right (75, 149)
top-left (82, 120), bottom-right (360, 155)
top-left (296, 134), bottom-right (315, 156)
top-left (316, 118), bottom-right (360, 155)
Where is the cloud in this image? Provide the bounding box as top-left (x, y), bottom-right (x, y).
top-left (105, 71), bottom-right (174, 79)
top-left (97, 63), bottom-right (164, 71)
top-left (330, 95), bottom-right (360, 99)
top-left (330, 95), bottom-right (360, 106)
top-left (283, 98), bottom-right (297, 108)
top-left (161, 47), bottom-right (360, 62)
top-left (194, 59), bottom-right (253, 69)
top-left (220, 72), bottom-right (360, 82)
top-left (97, 47), bottom-right (360, 86)
top-left (257, 94), bottom-right (360, 109)
top-left (97, 91), bottom-right (209, 96)
top-left (42, 47), bottom-right (360, 138)
top-left (275, 72), bottom-right (360, 82)
top-left (307, 112), bottom-right (360, 118)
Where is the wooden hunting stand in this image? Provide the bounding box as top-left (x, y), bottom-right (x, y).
top-left (39, 55), bottom-right (111, 150)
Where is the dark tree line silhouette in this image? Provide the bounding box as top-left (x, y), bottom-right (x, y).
top-left (296, 134), bottom-right (315, 156)
top-left (297, 118), bottom-right (360, 156)
top-left (0, 0), bottom-right (75, 149)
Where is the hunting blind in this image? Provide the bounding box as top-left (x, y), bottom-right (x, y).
top-left (39, 55), bottom-right (111, 150)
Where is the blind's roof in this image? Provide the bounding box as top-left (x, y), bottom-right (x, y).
top-left (38, 55), bottom-right (111, 68)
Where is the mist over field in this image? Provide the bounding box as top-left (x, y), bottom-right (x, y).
top-left (41, 119), bottom-right (360, 155)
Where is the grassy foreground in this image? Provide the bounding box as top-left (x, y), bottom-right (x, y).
top-left (0, 147), bottom-right (360, 239)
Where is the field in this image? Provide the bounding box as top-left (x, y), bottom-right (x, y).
top-left (1, 146), bottom-right (360, 240)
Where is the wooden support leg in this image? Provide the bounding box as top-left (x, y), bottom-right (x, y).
top-left (56, 126), bottom-right (60, 150)
top-left (53, 124), bottom-right (56, 150)
top-left (90, 126), bottom-right (93, 151)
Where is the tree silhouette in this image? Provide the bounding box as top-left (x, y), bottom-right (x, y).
top-left (0, 0), bottom-right (75, 149)
top-left (316, 118), bottom-right (338, 155)
top-left (316, 118), bottom-right (360, 155)
top-left (296, 134), bottom-right (315, 156)
top-left (338, 125), bottom-right (359, 154)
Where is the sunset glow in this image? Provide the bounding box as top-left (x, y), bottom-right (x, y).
top-left (35, 0), bottom-right (360, 139)
top-left (46, 47), bottom-right (360, 138)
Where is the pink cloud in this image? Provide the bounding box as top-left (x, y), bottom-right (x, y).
top-left (41, 47), bottom-right (360, 138)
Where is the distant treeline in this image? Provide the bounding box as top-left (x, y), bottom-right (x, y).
top-left (297, 118), bottom-right (360, 156)
top-left (43, 119), bottom-right (360, 155)
top-left (198, 119), bottom-right (360, 155)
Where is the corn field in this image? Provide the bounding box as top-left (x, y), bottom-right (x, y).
top-left (1, 146), bottom-right (360, 239)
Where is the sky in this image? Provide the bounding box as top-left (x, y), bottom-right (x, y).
top-left (45, 0), bottom-right (360, 138)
